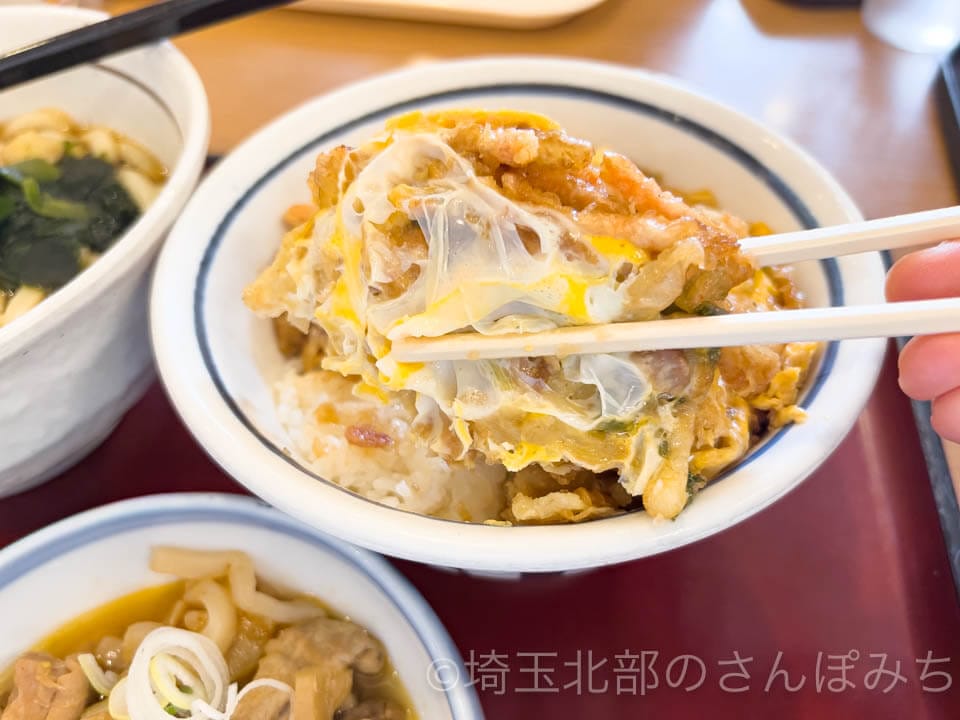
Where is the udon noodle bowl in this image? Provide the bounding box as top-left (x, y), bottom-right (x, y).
top-left (244, 109), bottom-right (819, 525)
top-left (0, 547), bottom-right (413, 720)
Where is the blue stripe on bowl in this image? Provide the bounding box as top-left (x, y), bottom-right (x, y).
top-left (0, 494), bottom-right (480, 719)
top-left (193, 82), bottom-right (843, 525)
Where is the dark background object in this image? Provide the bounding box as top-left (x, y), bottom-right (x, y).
top-left (897, 332), bottom-right (960, 604)
top-left (938, 44), bottom-right (960, 196)
top-left (912, 45), bottom-right (960, 600)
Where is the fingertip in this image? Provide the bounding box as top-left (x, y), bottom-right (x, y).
top-left (886, 240), bottom-right (960, 303)
top-left (885, 253), bottom-right (913, 303)
top-left (898, 334), bottom-right (960, 400)
top-left (898, 337), bottom-right (925, 399)
top-left (931, 387), bottom-right (960, 444)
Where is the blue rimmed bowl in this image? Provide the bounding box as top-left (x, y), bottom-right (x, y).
top-left (0, 492), bottom-right (482, 719)
top-left (149, 57), bottom-right (887, 573)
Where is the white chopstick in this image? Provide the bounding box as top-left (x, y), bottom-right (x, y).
top-left (391, 297), bottom-right (960, 362)
top-left (389, 205), bottom-right (960, 363)
top-left (741, 205), bottom-right (960, 265)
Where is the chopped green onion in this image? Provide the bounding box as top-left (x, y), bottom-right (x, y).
top-left (687, 472), bottom-right (707, 495)
top-left (0, 195), bottom-right (14, 223)
top-left (13, 158), bottom-right (61, 183)
top-left (150, 653), bottom-right (204, 713)
top-left (76, 653), bottom-right (119, 697)
top-left (658, 438), bottom-right (670, 458)
top-left (21, 177), bottom-right (89, 220)
top-left (0, 159), bottom-right (61, 186)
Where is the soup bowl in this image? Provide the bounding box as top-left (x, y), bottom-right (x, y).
top-left (150, 57), bottom-right (887, 573)
top-left (0, 492), bottom-right (482, 719)
top-left (0, 5), bottom-right (210, 496)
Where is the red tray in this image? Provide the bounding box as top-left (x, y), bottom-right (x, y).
top-left (2, 346), bottom-right (959, 717)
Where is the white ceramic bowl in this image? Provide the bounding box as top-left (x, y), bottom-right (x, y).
top-left (0, 493), bottom-right (482, 719)
top-left (0, 5), bottom-right (210, 496)
top-left (151, 57), bottom-right (887, 573)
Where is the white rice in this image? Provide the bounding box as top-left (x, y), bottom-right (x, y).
top-left (273, 367), bottom-right (506, 522)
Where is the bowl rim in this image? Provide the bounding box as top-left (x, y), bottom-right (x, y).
top-left (0, 4), bottom-right (211, 362)
top-left (150, 55), bottom-right (888, 572)
top-left (0, 491), bottom-right (484, 719)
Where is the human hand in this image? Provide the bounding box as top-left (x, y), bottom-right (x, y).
top-left (886, 241), bottom-right (960, 443)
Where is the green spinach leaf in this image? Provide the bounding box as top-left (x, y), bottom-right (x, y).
top-left (0, 195), bottom-right (14, 223)
top-left (21, 177), bottom-right (90, 220)
top-left (0, 156), bottom-right (141, 291)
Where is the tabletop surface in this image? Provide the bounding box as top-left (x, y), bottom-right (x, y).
top-left (5, 0), bottom-right (960, 716)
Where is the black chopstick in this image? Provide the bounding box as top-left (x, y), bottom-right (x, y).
top-left (0, 0), bottom-right (293, 92)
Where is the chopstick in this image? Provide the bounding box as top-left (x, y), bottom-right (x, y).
top-left (390, 205), bottom-right (960, 362)
top-left (741, 205), bottom-right (960, 265)
top-left (391, 297), bottom-right (960, 361)
top-left (0, 0), bottom-right (293, 92)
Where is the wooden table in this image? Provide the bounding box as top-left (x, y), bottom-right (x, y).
top-left (6, 0), bottom-right (960, 717)
top-left (98, 0), bottom-right (955, 218)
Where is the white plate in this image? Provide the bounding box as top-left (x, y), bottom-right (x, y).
top-left (289, 0), bottom-right (609, 29)
top-left (0, 493), bottom-right (482, 719)
top-left (150, 57), bottom-right (888, 573)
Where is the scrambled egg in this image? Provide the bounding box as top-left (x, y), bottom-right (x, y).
top-left (244, 109), bottom-right (818, 524)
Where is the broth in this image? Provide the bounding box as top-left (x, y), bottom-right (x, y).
top-left (1, 574), bottom-right (417, 719)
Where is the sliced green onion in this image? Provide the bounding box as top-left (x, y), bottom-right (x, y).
top-left (77, 653), bottom-right (119, 696)
top-left (125, 627), bottom-right (229, 720)
top-left (13, 158), bottom-right (61, 182)
top-left (108, 677), bottom-right (130, 720)
top-left (149, 653), bottom-right (203, 712)
top-left (21, 177), bottom-right (89, 220)
top-left (0, 159), bottom-right (61, 186)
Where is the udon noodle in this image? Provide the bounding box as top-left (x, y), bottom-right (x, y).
top-left (0, 548), bottom-right (413, 720)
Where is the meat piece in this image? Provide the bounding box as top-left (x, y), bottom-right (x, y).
top-left (93, 637), bottom-right (124, 674)
top-left (339, 699), bottom-right (407, 720)
top-left (630, 350), bottom-right (691, 397)
top-left (274, 316), bottom-right (309, 358)
top-left (76, 701), bottom-right (109, 720)
top-left (270, 618), bottom-right (385, 676)
top-left (308, 146), bottom-right (350, 209)
top-left (518, 167), bottom-right (612, 212)
top-left (1, 653), bottom-right (90, 720)
top-left (225, 614), bottom-right (276, 683)
top-left (345, 425), bottom-right (393, 449)
top-left (515, 357), bottom-right (550, 392)
top-left (233, 618), bottom-right (386, 720)
top-left (230, 686), bottom-right (289, 720)
top-left (718, 345), bottom-right (781, 397)
top-left (498, 171), bottom-right (562, 209)
top-left (299, 326), bottom-right (328, 374)
top-left (477, 125), bottom-right (539, 167)
top-left (675, 230), bottom-right (754, 311)
top-left (292, 662), bottom-right (352, 720)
